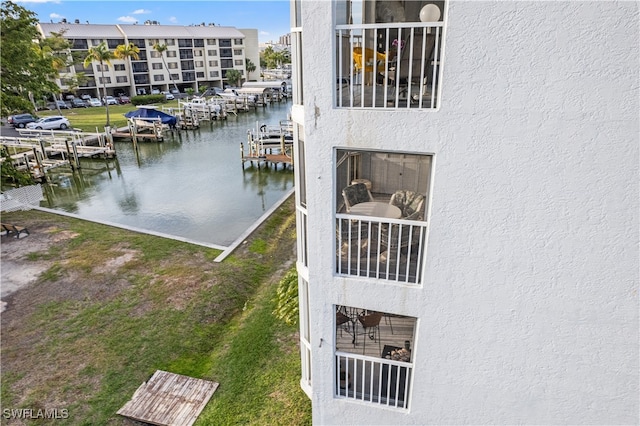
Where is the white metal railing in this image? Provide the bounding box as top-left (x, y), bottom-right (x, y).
top-left (335, 22), bottom-right (443, 109)
top-left (335, 351), bottom-right (412, 409)
top-left (336, 214), bottom-right (426, 285)
top-left (296, 206), bottom-right (309, 268)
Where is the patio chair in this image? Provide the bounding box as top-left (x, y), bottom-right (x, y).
top-left (389, 190), bottom-right (425, 220)
top-left (357, 311), bottom-right (383, 355)
top-left (341, 182), bottom-right (374, 212)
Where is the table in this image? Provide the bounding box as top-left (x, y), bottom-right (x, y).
top-left (381, 345), bottom-right (410, 404)
top-left (349, 202), bottom-right (401, 219)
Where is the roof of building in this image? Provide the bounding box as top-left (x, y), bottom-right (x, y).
top-left (38, 22), bottom-right (246, 40)
top-left (38, 22), bottom-right (123, 38)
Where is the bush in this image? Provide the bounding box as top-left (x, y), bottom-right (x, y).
top-left (273, 269), bottom-right (298, 325)
top-left (131, 94), bottom-right (166, 106)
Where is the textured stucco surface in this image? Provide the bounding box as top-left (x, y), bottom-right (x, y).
top-left (296, 1), bottom-right (638, 424)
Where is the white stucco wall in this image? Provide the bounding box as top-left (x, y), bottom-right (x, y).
top-left (298, 1), bottom-right (638, 424)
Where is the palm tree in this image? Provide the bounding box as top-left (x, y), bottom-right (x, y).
top-left (83, 42), bottom-right (114, 127)
top-left (114, 42), bottom-right (140, 97)
top-left (245, 58), bottom-right (256, 80)
top-left (153, 43), bottom-right (179, 93)
top-left (225, 69), bottom-right (242, 88)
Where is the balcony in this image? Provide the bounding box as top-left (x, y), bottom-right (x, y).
top-left (335, 3), bottom-right (443, 110)
top-left (335, 149), bottom-right (432, 285)
top-left (335, 306), bottom-right (416, 409)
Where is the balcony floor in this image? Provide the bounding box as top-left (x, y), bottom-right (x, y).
top-left (336, 312), bottom-right (415, 359)
top-left (336, 82), bottom-right (436, 109)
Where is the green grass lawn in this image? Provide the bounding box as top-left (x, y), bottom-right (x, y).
top-left (38, 100), bottom-right (180, 133)
top-left (0, 196), bottom-right (311, 425)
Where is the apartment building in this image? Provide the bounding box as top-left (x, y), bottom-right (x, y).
top-left (289, 0), bottom-right (638, 424)
top-left (37, 22), bottom-right (259, 98)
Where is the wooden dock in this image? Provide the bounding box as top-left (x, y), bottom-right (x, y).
top-left (117, 370), bottom-right (219, 426)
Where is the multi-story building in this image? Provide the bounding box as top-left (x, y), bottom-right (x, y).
top-left (37, 22), bottom-right (259, 98)
top-left (289, 0), bottom-right (638, 424)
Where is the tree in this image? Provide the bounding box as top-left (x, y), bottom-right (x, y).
top-left (225, 69), bottom-right (242, 87)
top-left (83, 42), bottom-right (114, 127)
top-left (114, 42), bottom-right (139, 97)
top-left (1, 1), bottom-right (59, 116)
top-left (153, 43), bottom-right (179, 93)
top-left (245, 58), bottom-right (256, 80)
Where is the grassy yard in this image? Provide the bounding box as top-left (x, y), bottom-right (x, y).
top-left (0, 196), bottom-right (311, 425)
top-left (37, 100), bottom-right (180, 133)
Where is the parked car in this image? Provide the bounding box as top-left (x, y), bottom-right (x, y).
top-left (7, 113), bottom-right (37, 128)
top-left (104, 96), bottom-right (118, 105)
top-left (163, 92), bottom-right (175, 100)
top-left (151, 89), bottom-right (160, 95)
top-left (170, 88), bottom-right (180, 94)
top-left (52, 100), bottom-right (71, 109)
top-left (118, 95), bottom-right (131, 104)
top-left (71, 99), bottom-right (88, 108)
top-left (26, 116), bottom-right (70, 130)
top-left (88, 98), bottom-right (102, 107)
top-left (80, 94), bottom-right (92, 100)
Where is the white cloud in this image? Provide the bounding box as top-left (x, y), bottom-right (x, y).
top-left (132, 9), bottom-right (150, 15)
top-left (168, 16), bottom-right (178, 23)
top-left (260, 31), bottom-right (270, 36)
top-left (117, 16), bottom-right (138, 23)
top-left (49, 12), bottom-right (64, 19)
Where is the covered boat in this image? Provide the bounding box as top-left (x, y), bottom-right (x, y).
top-left (124, 106), bottom-right (178, 128)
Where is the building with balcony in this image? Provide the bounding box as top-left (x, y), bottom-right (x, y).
top-left (289, 0), bottom-right (638, 424)
top-left (37, 22), bottom-right (259, 98)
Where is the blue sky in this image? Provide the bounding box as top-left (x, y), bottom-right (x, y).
top-left (16, 0), bottom-right (291, 43)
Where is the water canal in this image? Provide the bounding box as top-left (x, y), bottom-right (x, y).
top-left (40, 100), bottom-right (295, 247)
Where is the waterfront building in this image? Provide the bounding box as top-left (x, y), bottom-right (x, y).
top-left (37, 22), bottom-right (259, 98)
top-left (289, 0), bottom-right (638, 424)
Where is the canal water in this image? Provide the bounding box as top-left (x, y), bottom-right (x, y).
top-left (40, 101), bottom-right (295, 247)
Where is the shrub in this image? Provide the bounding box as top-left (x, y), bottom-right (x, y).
top-left (273, 269), bottom-right (298, 325)
top-left (131, 94), bottom-right (166, 106)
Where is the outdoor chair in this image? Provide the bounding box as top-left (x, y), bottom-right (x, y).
top-left (357, 311), bottom-right (383, 355)
top-left (341, 182), bottom-right (374, 212)
top-left (389, 190), bottom-right (425, 220)
top-left (1, 223), bottom-right (30, 239)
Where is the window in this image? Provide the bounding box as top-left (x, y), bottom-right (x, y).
top-left (167, 51), bottom-right (177, 58)
top-left (335, 149), bottom-right (432, 285)
top-left (107, 39), bottom-right (125, 49)
top-left (208, 50), bottom-right (218, 56)
top-left (334, 0), bottom-right (445, 110)
top-left (91, 39), bottom-right (102, 46)
top-left (152, 63), bottom-right (163, 70)
top-left (99, 77), bottom-right (111, 84)
top-left (196, 72), bottom-right (205, 78)
top-left (208, 60), bottom-right (219, 67)
top-left (114, 64), bottom-right (126, 71)
top-left (195, 61), bottom-right (204, 67)
top-left (150, 51), bottom-right (162, 58)
top-left (194, 39), bottom-right (204, 47)
top-left (219, 39), bottom-right (231, 47)
top-left (233, 49), bottom-right (243, 55)
top-left (168, 62), bottom-right (178, 69)
top-left (97, 64), bottom-right (109, 72)
top-left (165, 39), bottom-right (175, 46)
top-left (209, 71), bottom-right (219, 77)
top-left (220, 48), bottom-right (232, 58)
top-left (182, 71), bottom-right (195, 81)
top-left (335, 305), bottom-right (416, 409)
top-left (180, 50), bottom-right (194, 59)
top-left (233, 38), bottom-right (243, 45)
top-left (178, 39), bottom-right (193, 47)
top-left (207, 39), bottom-right (216, 45)
top-left (154, 75), bottom-right (165, 81)
top-left (194, 50), bottom-right (203, 57)
top-left (170, 73), bottom-right (180, 80)
top-left (148, 39), bottom-right (159, 46)
top-left (128, 39), bottom-right (145, 48)
top-left (234, 59), bottom-right (243, 66)
top-left (220, 59), bottom-right (233, 68)
top-left (181, 61), bottom-right (195, 70)
top-left (116, 76), bottom-right (128, 83)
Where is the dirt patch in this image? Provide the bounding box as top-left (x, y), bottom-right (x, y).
top-left (0, 226), bottom-right (77, 312)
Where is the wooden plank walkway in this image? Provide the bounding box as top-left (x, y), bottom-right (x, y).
top-left (117, 370), bottom-right (219, 426)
